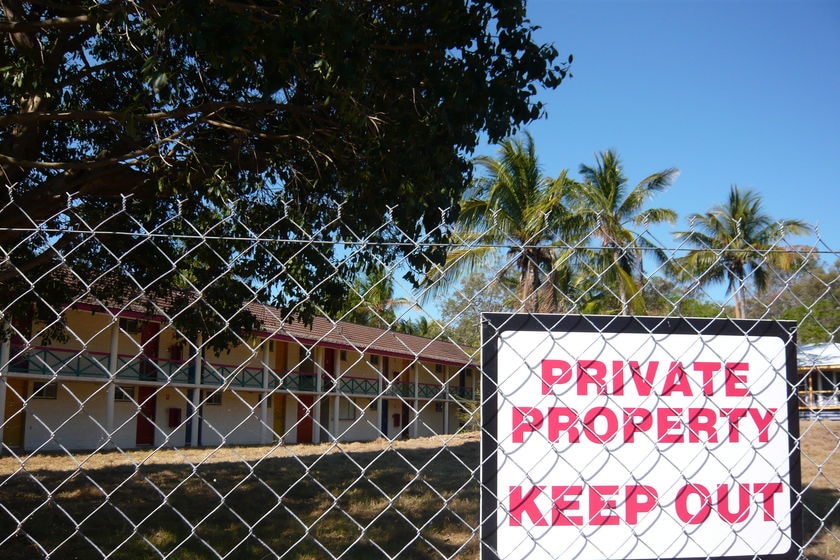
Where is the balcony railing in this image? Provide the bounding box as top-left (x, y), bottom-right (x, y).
top-left (7, 346), bottom-right (477, 400)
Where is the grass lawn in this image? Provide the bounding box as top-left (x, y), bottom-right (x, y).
top-left (0, 422), bottom-right (837, 559)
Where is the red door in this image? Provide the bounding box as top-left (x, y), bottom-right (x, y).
top-left (297, 395), bottom-right (313, 443)
top-left (136, 322), bottom-right (159, 445)
top-left (139, 322), bottom-right (160, 380)
top-left (136, 386), bottom-right (156, 445)
top-left (323, 348), bottom-right (335, 391)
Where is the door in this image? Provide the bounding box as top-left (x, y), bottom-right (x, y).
top-left (136, 323), bottom-right (159, 445)
top-left (2, 378), bottom-right (27, 447)
top-left (297, 395), bottom-right (313, 443)
top-left (136, 385), bottom-right (156, 445)
top-left (323, 348), bottom-right (336, 391)
top-left (139, 322), bottom-right (160, 380)
top-left (400, 403), bottom-right (410, 439)
top-left (273, 394), bottom-right (286, 441)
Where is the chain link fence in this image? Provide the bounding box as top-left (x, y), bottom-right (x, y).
top-left (0, 194), bottom-right (838, 559)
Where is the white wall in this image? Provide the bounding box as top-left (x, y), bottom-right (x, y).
top-left (198, 390), bottom-right (262, 446)
top-left (24, 380), bottom-right (110, 451)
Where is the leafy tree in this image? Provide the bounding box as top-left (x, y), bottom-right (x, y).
top-left (640, 275), bottom-right (728, 318)
top-left (746, 257), bottom-right (840, 343)
top-left (425, 133), bottom-right (580, 313)
top-left (394, 316), bottom-right (443, 339)
top-left (674, 186), bottom-right (812, 319)
top-left (0, 1), bottom-right (570, 344)
top-left (338, 266), bottom-right (411, 330)
top-left (574, 150), bottom-right (679, 314)
top-left (437, 270), bottom-right (514, 348)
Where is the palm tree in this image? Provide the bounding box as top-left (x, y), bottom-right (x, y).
top-left (341, 266), bottom-right (411, 329)
top-left (673, 185), bottom-right (812, 319)
top-left (574, 150), bottom-right (679, 314)
top-left (423, 133), bottom-right (579, 313)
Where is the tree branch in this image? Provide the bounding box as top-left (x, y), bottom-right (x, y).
top-left (0, 14), bottom-right (94, 32)
top-left (0, 100), bottom-right (289, 126)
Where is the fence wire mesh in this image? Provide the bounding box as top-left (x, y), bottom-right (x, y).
top-left (0, 194), bottom-right (838, 559)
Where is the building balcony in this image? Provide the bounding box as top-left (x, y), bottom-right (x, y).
top-left (6, 346), bottom-right (476, 401)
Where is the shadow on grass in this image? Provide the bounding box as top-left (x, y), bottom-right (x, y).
top-left (2, 441), bottom-right (837, 559)
top-left (801, 487), bottom-right (840, 560)
top-left (0, 442), bottom-right (480, 559)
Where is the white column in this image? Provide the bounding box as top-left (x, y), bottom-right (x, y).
top-left (0, 322), bottom-right (10, 450)
top-left (260, 341), bottom-right (271, 444)
top-left (190, 334), bottom-right (203, 446)
top-left (105, 320), bottom-right (119, 446)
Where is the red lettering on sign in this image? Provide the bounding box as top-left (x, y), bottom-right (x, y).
top-left (541, 360), bottom-right (572, 395)
top-left (663, 362), bottom-right (692, 396)
top-left (509, 486), bottom-right (547, 526)
top-left (589, 485), bottom-right (620, 525)
top-left (550, 485), bottom-right (583, 526)
top-left (657, 407), bottom-right (684, 443)
top-left (725, 362), bottom-right (750, 396)
top-left (625, 485), bottom-right (658, 524)
top-left (693, 361), bottom-right (721, 395)
top-left (717, 483), bottom-right (750, 523)
top-left (676, 483), bottom-right (712, 524)
top-left (512, 407), bottom-right (543, 443)
top-left (547, 407), bottom-right (581, 443)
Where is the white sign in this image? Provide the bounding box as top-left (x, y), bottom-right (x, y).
top-left (481, 315), bottom-right (800, 560)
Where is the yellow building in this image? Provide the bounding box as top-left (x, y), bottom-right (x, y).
top-left (0, 301), bottom-right (477, 451)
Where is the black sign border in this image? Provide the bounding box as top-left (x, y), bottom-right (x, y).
top-left (480, 313), bottom-right (802, 560)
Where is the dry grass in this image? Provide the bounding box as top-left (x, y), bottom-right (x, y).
top-left (0, 423), bottom-right (837, 559)
top-left (799, 420), bottom-right (840, 560)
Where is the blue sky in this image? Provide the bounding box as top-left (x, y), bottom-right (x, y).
top-left (511, 0), bottom-right (839, 256)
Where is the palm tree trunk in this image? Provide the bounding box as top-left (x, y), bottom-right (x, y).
top-left (613, 248), bottom-right (629, 315)
top-left (733, 271), bottom-right (747, 319)
top-left (519, 256), bottom-right (540, 313)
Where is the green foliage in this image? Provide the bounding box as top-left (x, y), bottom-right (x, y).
top-left (438, 271), bottom-right (514, 347)
top-left (574, 150), bottom-right (678, 314)
top-left (674, 186), bottom-right (812, 319)
top-left (640, 276), bottom-right (728, 318)
top-left (1, 1), bottom-right (569, 345)
top-left (337, 266), bottom-right (411, 330)
top-left (427, 133), bottom-right (580, 313)
top-left (747, 258), bottom-right (840, 343)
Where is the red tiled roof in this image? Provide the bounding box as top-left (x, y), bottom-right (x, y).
top-left (248, 302), bottom-right (477, 368)
top-left (72, 295), bottom-right (476, 368)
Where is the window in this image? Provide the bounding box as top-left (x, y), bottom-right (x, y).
top-left (119, 318), bottom-right (142, 333)
top-left (114, 385), bottom-right (135, 402)
top-left (32, 381), bottom-right (57, 399)
top-left (368, 354), bottom-right (380, 366)
top-left (338, 397), bottom-right (357, 420)
top-left (202, 390), bottom-right (222, 405)
top-left (435, 364), bottom-right (444, 373)
top-left (340, 350), bottom-right (347, 362)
